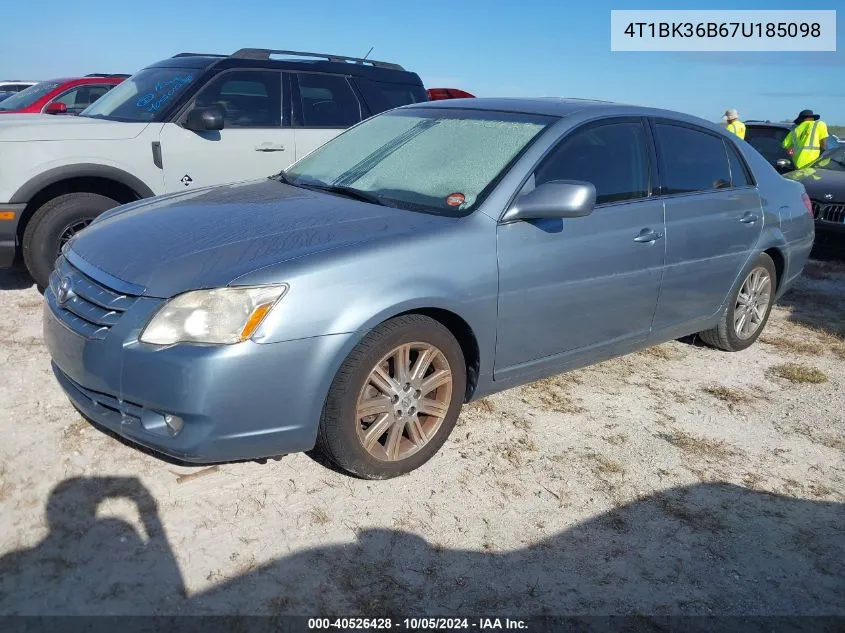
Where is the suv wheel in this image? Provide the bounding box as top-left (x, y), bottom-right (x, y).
top-left (699, 252), bottom-right (777, 352)
top-left (23, 192), bottom-right (119, 288)
top-left (316, 314), bottom-right (466, 479)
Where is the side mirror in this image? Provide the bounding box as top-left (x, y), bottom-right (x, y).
top-left (775, 158), bottom-right (793, 172)
top-left (44, 102), bottom-right (68, 115)
top-left (503, 180), bottom-right (596, 222)
top-left (184, 106), bottom-right (224, 132)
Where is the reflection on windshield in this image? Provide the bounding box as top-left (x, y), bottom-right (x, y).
top-left (813, 148), bottom-right (845, 172)
top-left (80, 68), bottom-right (196, 122)
top-left (0, 82), bottom-right (59, 110)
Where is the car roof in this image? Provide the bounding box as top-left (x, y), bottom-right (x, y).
top-left (745, 121), bottom-right (793, 129)
top-left (146, 49), bottom-right (420, 83)
top-left (407, 97), bottom-right (724, 127)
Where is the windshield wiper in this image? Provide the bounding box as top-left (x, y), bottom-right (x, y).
top-left (303, 182), bottom-right (390, 207)
top-left (272, 170), bottom-right (296, 185)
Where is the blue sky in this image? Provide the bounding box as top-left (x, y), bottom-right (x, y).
top-left (1, 0), bottom-right (841, 122)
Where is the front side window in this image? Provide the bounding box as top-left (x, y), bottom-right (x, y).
top-left (0, 81), bottom-right (60, 110)
top-left (285, 108), bottom-right (553, 215)
top-left (193, 71), bottom-right (281, 127)
top-left (51, 84), bottom-right (113, 114)
top-left (529, 121), bottom-right (650, 205)
top-left (80, 67), bottom-right (198, 122)
top-left (655, 123), bottom-right (731, 194)
top-left (296, 74), bottom-right (362, 127)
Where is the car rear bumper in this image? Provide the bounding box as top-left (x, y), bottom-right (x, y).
top-left (0, 203), bottom-right (25, 268)
top-left (43, 293), bottom-right (357, 464)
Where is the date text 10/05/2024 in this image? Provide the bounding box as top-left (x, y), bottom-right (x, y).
top-left (307, 618), bottom-right (529, 630)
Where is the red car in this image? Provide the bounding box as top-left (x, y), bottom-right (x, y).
top-left (426, 87), bottom-right (475, 101)
top-left (0, 74), bottom-right (128, 115)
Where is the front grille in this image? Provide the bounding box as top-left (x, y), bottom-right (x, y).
top-left (811, 199), bottom-right (845, 224)
top-left (47, 256), bottom-right (140, 340)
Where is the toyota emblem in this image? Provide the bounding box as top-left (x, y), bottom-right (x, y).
top-left (57, 276), bottom-right (72, 305)
top-left (824, 193), bottom-right (834, 201)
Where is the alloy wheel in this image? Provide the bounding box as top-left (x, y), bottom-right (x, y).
top-left (356, 342), bottom-right (453, 461)
top-left (734, 266), bottom-right (772, 340)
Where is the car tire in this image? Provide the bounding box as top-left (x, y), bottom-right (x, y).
top-left (699, 252), bottom-right (777, 352)
top-left (22, 192), bottom-right (119, 289)
top-left (316, 314), bottom-right (466, 479)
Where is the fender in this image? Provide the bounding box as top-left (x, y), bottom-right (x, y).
top-left (10, 163), bottom-right (156, 204)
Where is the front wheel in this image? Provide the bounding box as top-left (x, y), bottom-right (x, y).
top-left (22, 192), bottom-right (119, 289)
top-left (699, 252), bottom-right (777, 352)
top-left (316, 314), bottom-right (466, 479)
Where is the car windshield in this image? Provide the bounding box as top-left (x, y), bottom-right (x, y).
top-left (285, 108), bottom-right (554, 215)
top-left (80, 67), bottom-right (197, 122)
top-left (0, 81), bottom-right (60, 110)
top-left (811, 147), bottom-right (845, 171)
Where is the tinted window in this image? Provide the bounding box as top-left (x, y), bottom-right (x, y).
top-left (744, 126), bottom-right (791, 163)
top-left (52, 84), bottom-right (114, 114)
top-left (654, 123), bottom-right (731, 194)
top-left (194, 71), bottom-right (281, 127)
top-left (725, 141), bottom-right (754, 187)
top-left (296, 74), bottom-right (361, 127)
top-left (532, 121), bottom-right (650, 205)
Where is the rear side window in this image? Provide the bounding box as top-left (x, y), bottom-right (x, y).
top-left (725, 141), bottom-right (754, 187)
top-left (295, 74), bottom-right (362, 127)
top-left (654, 123), bottom-right (731, 194)
top-left (531, 120), bottom-right (650, 205)
top-left (193, 71), bottom-right (281, 128)
top-left (352, 77), bottom-right (428, 115)
top-left (744, 126), bottom-right (790, 163)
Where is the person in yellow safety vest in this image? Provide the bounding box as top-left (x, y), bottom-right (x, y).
top-left (723, 109), bottom-right (746, 139)
top-left (782, 109), bottom-right (829, 169)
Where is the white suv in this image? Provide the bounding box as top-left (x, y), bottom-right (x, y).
top-left (0, 49), bottom-right (428, 287)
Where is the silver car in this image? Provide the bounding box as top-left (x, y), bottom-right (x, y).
top-left (43, 98), bottom-right (814, 479)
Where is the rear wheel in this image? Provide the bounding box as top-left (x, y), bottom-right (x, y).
top-left (22, 192), bottom-right (119, 289)
top-left (699, 253), bottom-right (777, 352)
top-left (316, 314), bottom-right (466, 479)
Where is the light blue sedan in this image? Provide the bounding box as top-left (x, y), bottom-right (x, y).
top-left (43, 98), bottom-right (814, 478)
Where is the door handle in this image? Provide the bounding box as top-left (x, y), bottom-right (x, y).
top-left (255, 143), bottom-right (286, 152)
top-left (634, 228), bottom-right (664, 243)
top-left (739, 212), bottom-right (760, 224)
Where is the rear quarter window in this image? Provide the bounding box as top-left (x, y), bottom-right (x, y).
top-left (352, 77), bottom-right (428, 115)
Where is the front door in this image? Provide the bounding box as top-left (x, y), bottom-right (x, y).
top-left (159, 69), bottom-right (295, 192)
top-left (495, 118), bottom-right (666, 378)
top-left (649, 120), bottom-right (764, 330)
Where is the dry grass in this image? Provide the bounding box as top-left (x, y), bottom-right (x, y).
top-left (658, 430), bottom-right (739, 461)
top-left (591, 453), bottom-right (625, 476)
top-left (602, 433), bottom-right (629, 446)
top-left (640, 344), bottom-right (687, 361)
top-left (702, 384), bottom-right (752, 408)
top-left (467, 399), bottom-right (495, 414)
top-left (768, 363), bottom-right (828, 385)
top-left (521, 378), bottom-right (583, 414)
top-left (759, 335), bottom-right (824, 356)
top-left (309, 507), bottom-right (330, 526)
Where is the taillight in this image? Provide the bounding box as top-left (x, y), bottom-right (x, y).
top-left (801, 192), bottom-right (813, 216)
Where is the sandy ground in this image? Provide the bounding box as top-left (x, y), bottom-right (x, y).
top-left (0, 257), bottom-right (843, 617)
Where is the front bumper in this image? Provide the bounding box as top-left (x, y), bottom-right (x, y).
top-left (0, 203), bottom-right (25, 268)
top-left (43, 274), bottom-right (357, 463)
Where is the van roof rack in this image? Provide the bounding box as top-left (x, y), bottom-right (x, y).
top-left (230, 48), bottom-right (404, 70)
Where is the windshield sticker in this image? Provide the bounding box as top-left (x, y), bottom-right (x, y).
top-left (136, 74), bottom-right (193, 113)
top-left (445, 192), bottom-right (465, 207)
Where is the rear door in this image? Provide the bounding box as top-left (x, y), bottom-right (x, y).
top-left (159, 69), bottom-right (295, 192)
top-left (291, 73), bottom-right (365, 160)
top-left (650, 120), bottom-right (763, 331)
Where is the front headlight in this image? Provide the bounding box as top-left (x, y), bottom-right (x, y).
top-left (140, 285), bottom-right (288, 345)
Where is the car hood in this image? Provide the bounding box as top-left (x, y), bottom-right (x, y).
top-left (0, 115), bottom-right (150, 141)
top-left (68, 179), bottom-right (453, 298)
top-left (785, 164), bottom-right (845, 201)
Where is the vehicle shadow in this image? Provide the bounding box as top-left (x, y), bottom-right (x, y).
top-left (0, 478), bottom-right (842, 618)
top-left (0, 266), bottom-right (34, 291)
